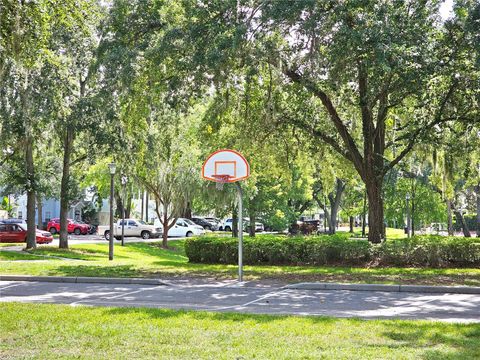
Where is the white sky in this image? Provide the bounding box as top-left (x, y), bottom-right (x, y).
top-left (439, 0), bottom-right (454, 20)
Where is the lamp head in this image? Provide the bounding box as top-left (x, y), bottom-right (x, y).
top-left (108, 162), bottom-right (116, 175)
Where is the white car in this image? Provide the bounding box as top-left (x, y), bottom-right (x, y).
top-left (219, 218), bottom-right (264, 232)
top-left (168, 218), bottom-right (206, 237)
top-left (98, 219), bottom-right (161, 240)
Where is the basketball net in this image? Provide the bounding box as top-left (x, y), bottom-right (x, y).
top-left (212, 174), bottom-right (231, 190)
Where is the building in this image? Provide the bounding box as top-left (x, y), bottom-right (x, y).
top-left (11, 194), bottom-right (86, 228)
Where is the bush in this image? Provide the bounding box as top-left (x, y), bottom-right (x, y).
top-left (184, 234), bottom-right (480, 268)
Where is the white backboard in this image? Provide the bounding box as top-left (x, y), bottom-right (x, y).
top-left (202, 149), bottom-right (250, 183)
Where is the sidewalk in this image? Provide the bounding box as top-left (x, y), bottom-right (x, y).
top-left (1, 275), bottom-right (479, 294)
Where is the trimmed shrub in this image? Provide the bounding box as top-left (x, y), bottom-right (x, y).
top-left (184, 234), bottom-right (480, 268)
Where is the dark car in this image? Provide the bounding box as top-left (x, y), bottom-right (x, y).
top-left (191, 217), bottom-right (218, 231)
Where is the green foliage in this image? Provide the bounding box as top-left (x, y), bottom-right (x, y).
top-left (185, 235), bottom-right (480, 268)
top-left (384, 173), bottom-right (447, 229)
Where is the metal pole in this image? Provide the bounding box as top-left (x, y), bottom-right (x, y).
top-left (324, 195), bottom-right (327, 233)
top-left (406, 195), bottom-right (411, 238)
top-left (235, 182), bottom-right (243, 282)
top-left (121, 182), bottom-right (126, 246)
top-left (109, 173), bottom-right (114, 260)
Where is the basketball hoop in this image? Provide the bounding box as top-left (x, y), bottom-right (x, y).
top-left (212, 174), bottom-right (231, 190)
top-left (201, 149), bottom-right (250, 282)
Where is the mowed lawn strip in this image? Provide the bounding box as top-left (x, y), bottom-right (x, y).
top-left (1, 303), bottom-right (479, 360)
top-left (1, 240), bottom-right (479, 286)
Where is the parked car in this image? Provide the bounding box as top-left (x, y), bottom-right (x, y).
top-left (75, 220), bottom-right (96, 234)
top-left (0, 218), bottom-right (28, 229)
top-left (98, 219), bottom-right (162, 240)
top-left (168, 218), bottom-right (205, 237)
top-left (191, 217), bottom-right (219, 231)
top-left (244, 218), bottom-right (264, 232)
top-left (0, 223), bottom-right (53, 244)
top-left (219, 218), bottom-right (264, 232)
top-left (47, 218), bottom-right (88, 235)
top-left (219, 218), bottom-right (233, 231)
top-left (204, 217), bottom-right (221, 226)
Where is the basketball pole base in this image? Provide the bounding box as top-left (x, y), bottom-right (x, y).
top-left (236, 182), bottom-right (243, 283)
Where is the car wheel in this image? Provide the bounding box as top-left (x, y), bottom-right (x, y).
top-left (74, 228), bottom-right (81, 235)
top-left (49, 227), bottom-right (57, 235)
top-left (186, 231), bottom-right (193, 237)
top-left (205, 225), bottom-right (211, 231)
top-left (114, 236), bottom-right (121, 241)
top-left (225, 226), bottom-right (231, 232)
top-left (141, 231), bottom-right (151, 239)
top-left (104, 231), bottom-right (110, 240)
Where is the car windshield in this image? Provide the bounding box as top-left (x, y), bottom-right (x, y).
top-left (184, 219), bottom-right (195, 225)
top-left (138, 220), bottom-right (147, 225)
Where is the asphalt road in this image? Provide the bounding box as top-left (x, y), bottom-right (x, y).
top-left (1, 281), bottom-right (479, 323)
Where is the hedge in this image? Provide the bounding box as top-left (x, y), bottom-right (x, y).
top-left (184, 234), bottom-right (480, 268)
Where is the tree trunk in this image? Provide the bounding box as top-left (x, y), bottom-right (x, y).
top-left (59, 127), bottom-right (74, 249)
top-left (447, 199), bottom-right (454, 235)
top-left (37, 196), bottom-right (43, 230)
top-left (162, 203), bottom-right (169, 248)
top-left (232, 208), bottom-right (238, 238)
top-left (366, 177), bottom-right (384, 244)
top-left (125, 191), bottom-right (132, 219)
top-left (476, 186), bottom-right (480, 238)
top-left (328, 178), bottom-right (345, 235)
top-left (454, 210), bottom-right (471, 237)
top-left (182, 202), bottom-right (192, 219)
top-left (25, 135), bottom-right (36, 249)
top-left (141, 190), bottom-right (144, 221)
top-left (145, 192), bottom-right (149, 223)
top-left (349, 216), bottom-right (354, 233)
top-left (248, 207), bottom-right (255, 237)
top-left (362, 189), bottom-right (367, 237)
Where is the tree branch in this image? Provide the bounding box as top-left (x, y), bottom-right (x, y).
top-left (283, 67), bottom-right (365, 176)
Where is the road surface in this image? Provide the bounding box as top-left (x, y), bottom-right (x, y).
top-left (1, 280), bottom-right (479, 323)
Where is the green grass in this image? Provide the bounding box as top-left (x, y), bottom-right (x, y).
top-left (352, 227), bottom-right (406, 239)
top-left (1, 303), bottom-right (479, 359)
top-left (0, 242), bottom-right (24, 248)
top-left (1, 240), bottom-right (479, 286)
top-left (0, 251), bottom-right (48, 261)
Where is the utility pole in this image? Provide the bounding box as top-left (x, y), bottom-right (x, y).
top-left (406, 193), bottom-right (411, 238)
top-left (108, 163), bottom-right (116, 260)
top-left (121, 175), bottom-right (128, 246)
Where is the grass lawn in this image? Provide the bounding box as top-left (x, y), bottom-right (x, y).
top-left (1, 240), bottom-right (479, 286)
top-left (1, 303), bottom-right (479, 359)
top-left (0, 243), bottom-right (24, 248)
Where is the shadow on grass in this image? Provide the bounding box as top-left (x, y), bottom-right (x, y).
top-left (382, 321), bottom-right (480, 360)
top-left (103, 305), bottom-right (339, 325)
top-left (46, 264), bottom-right (146, 278)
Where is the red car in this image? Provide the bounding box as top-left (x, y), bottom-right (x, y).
top-left (47, 218), bottom-right (88, 235)
top-left (0, 223), bottom-right (53, 244)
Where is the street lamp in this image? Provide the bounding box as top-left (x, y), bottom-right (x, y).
top-left (108, 162), bottom-right (116, 260)
top-left (406, 193), bottom-right (411, 238)
top-left (121, 175), bottom-right (128, 246)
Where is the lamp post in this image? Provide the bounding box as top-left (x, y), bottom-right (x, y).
top-left (406, 193), bottom-right (411, 238)
top-left (108, 162), bottom-right (116, 260)
top-left (121, 175), bottom-right (128, 246)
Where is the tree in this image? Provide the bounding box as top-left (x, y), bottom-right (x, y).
top-left (0, 0), bottom-right (95, 248)
top-left (156, 0), bottom-right (477, 243)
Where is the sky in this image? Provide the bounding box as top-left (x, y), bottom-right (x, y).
top-left (439, 0), bottom-right (454, 21)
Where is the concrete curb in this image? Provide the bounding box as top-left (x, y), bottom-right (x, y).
top-left (284, 282), bottom-right (480, 294)
top-left (0, 275), bottom-right (167, 286)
